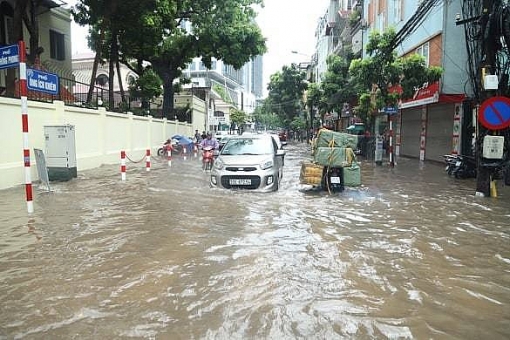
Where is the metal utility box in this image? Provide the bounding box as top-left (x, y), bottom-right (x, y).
top-left (44, 125), bottom-right (77, 181)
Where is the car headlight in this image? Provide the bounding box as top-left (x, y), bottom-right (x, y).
top-left (260, 159), bottom-right (274, 170)
top-left (214, 158), bottom-right (224, 170)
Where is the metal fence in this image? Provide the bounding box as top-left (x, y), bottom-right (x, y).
top-left (1, 75), bottom-right (165, 116)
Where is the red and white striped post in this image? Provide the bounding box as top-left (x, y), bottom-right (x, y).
top-left (167, 147), bottom-right (172, 167)
top-left (182, 145), bottom-right (187, 160)
top-left (120, 151), bottom-right (126, 181)
top-left (19, 41), bottom-right (33, 214)
top-left (389, 116), bottom-right (394, 167)
top-left (145, 149), bottom-right (151, 171)
top-left (193, 143), bottom-right (198, 158)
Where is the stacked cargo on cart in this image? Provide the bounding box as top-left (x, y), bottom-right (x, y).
top-left (300, 129), bottom-right (361, 188)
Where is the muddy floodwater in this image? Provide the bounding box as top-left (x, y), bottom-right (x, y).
top-left (1, 143), bottom-right (509, 339)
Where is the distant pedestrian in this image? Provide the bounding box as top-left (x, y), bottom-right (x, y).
top-left (194, 129), bottom-right (201, 142)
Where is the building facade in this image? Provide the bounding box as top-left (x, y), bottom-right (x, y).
top-left (0, 0), bottom-right (74, 91)
top-left (368, 0), bottom-right (471, 162)
top-left (323, 0), bottom-right (472, 162)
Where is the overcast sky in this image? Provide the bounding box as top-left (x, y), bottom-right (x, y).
top-left (255, 0), bottom-right (329, 91)
top-left (67, 0), bottom-right (330, 95)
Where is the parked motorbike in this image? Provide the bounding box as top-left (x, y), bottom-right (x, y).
top-left (443, 154), bottom-right (477, 179)
top-left (157, 139), bottom-right (183, 157)
top-left (202, 146), bottom-right (215, 171)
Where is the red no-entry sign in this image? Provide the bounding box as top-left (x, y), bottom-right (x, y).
top-left (479, 96), bottom-right (510, 130)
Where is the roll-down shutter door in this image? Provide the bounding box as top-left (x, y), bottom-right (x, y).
top-left (426, 103), bottom-right (454, 162)
top-left (400, 108), bottom-right (421, 158)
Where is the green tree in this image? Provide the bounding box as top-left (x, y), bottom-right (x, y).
top-left (230, 108), bottom-right (248, 127)
top-left (349, 28), bottom-right (442, 126)
top-left (128, 68), bottom-right (163, 114)
top-left (400, 54), bottom-right (443, 100)
top-left (305, 82), bottom-right (322, 129)
top-left (267, 64), bottom-right (308, 126)
top-left (73, 0), bottom-right (266, 117)
top-left (315, 54), bottom-right (355, 118)
top-left (123, 0), bottom-right (266, 118)
top-left (252, 101), bottom-right (284, 130)
top-left (290, 116), bottom-right (307, 131)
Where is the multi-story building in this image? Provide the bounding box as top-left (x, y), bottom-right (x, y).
top-left (183, 55), bottom-right (264, 132)
top-left (348, 0), bottom-right (471, 162)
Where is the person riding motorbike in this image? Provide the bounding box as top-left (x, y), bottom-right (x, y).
top-left (200, 132), bottom-right (219, 150)
top-left (200, 132), bottom-right (219, 170)
top-left (163, 138), bottom-right (173, 152)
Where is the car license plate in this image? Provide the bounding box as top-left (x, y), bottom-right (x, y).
top-left (330, 176), bottom-right (341, 184)
top-left (229, 178), bottom-right (251, 185)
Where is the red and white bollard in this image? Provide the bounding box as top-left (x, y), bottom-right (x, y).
top-left (19, 41), bottom-right (33, 214)
top-left (193, 143), bottom-right (198, 158)
top-left (166, 145), bottom-right (172, 167)
top-left (121, 151), bottom-right (126, 181)
top-left (145, 149), bottom-right (151, 171)
top-left (182, 146), bottom-right (187, 160)
top-left (389, 118), bottom-right (394, 167)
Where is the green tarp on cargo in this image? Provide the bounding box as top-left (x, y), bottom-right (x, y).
top-left (314, 147), bottom-right (354, 167)
top-left (314, 129), bottom-right (359, 150)
top-left (343, 163), bottom-right (361, 187)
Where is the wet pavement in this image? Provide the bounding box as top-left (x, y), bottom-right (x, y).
top-left (1, 143), bottom-right (509, 339)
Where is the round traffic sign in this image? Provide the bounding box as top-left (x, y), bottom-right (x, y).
top-left (479, 96), bottom-right (510, 130)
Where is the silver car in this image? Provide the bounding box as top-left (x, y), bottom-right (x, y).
top-left (210, 134), bottom-right (285, 191)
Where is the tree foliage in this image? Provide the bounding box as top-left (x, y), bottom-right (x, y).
top-left (230, 108), bottom-right (248, 127)
top-left (128, 68), bottom-right (163, 113)
top-left (315, 54), bottom-right (354, 115)
top-left (252, 102), bottom-right (284, 130)
top-left (72, 0), bottom-right (267, 117)
top-left (266, 64), bottom-right (308, 126)
top-left (349, 28), bottom-right (443, 126)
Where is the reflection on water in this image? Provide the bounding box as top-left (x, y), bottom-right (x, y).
top-left (1, 145), bottom-right (509, 339)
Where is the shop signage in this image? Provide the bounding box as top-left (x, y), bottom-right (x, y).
top-left (399, 81), bottom-right (440, 109)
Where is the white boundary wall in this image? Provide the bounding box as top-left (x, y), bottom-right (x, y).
top-left (0, 97), bottom-right (195, 190)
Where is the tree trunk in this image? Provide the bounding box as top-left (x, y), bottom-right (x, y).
top-left (5, 0), bottom-right (28, 96)
top-left (108, 33), bottom-right (116, 111)
top-left (87, 52), bottom-right (101, 104)
top-left (157, 65), bottom-right (177, 120)
top-left (26, 0), bottom-right (39, 65)
top-left (116, 59), bottom-right (126, 105)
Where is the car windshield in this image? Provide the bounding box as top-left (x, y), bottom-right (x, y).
top-left (220, 137), bottom-right (274, 155)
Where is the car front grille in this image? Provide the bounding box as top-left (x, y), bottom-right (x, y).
top-left (225, 166), bottom-right (257, 172)
top-left (221, 175), bottom-right (261, 189)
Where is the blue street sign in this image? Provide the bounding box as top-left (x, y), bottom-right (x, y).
top-left (384, 106), bottom-right (398, 115)
top-left (479, 96), bottom-right (510, 130)
top-left (26, 68), bottom-right (59, 95)
top-left (0, 44), bottom-right (20, 70)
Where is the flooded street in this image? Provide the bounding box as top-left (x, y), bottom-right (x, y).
top-left (1, 143), bottom-right (510, 339)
